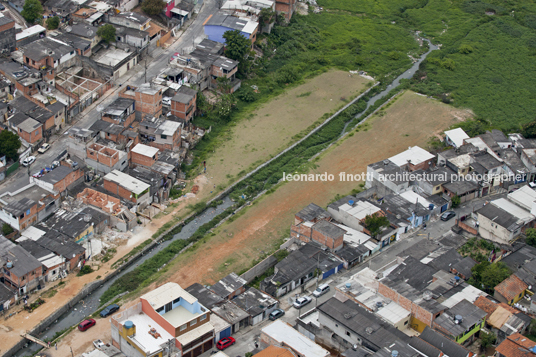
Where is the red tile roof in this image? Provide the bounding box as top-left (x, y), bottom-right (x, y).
top-left (474, 296), bottom-right (497, 318)
top-left (254, 345), bottom-right (296, 357)
top-left (494, 275), bottom-right (528, 302)
top-left (474, 296), bottom-right (522, 319)
top-left (495, 333), bottom-right (536, 357)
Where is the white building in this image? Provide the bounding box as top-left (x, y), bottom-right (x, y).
top-left (444, 128), bottom-right (469, 148)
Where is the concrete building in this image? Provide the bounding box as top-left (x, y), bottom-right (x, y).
top-left (102, 97), bottom-right (136, 127)
top-left (86, 143), bottom-right (129, 174)
top-left (31, 163), bottom-right (85, 194)
top-left (388, 146), bottom-right (435, 172)
top-left (203, 12), bottom-right (258, 45)
top-left (476, 204), bottom-right (524, 244)
top-left (15, 25), bottom-right (46, 47)
top-left (0, 17), bottom-right (16, 53)
top-left (103, 170), bottom-right (151, 211)
top-left (260, 320), bottom-right (329, 357)
top-left (92, 44), bottom-right (139, 80)
top-left (0, 183), bottom-right (60, 231)
top-left (210, 272), bottom-right (247, 300)
top-left (432, 299), bottom-right (486, 344)
top-left (108, 12), bottom-right (151, 31)
top-left (0, 244), bottom-right (43, 294)
top-left (444, 128), bottom-right (469, 148)
top-left (21, 37), bottom-right (77, 72)
top-left (111, 282), bottom-right (214, 357)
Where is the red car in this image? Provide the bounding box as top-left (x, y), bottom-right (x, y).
top-left (78, 319), bottom-right (96, 331)
top-left (216, 337), bottom-right (235, 350)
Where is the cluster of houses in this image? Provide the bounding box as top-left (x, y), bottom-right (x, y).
top-left (107, 276), bottom-right (282, 357)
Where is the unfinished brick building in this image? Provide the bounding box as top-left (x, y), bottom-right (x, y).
top-left (77, 188), bottom-right (121, 214)
top-left (86, 143), bottom-right (128, 173)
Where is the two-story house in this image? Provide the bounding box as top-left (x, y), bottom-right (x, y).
top-left (111, 282), bottom-right (214, 357)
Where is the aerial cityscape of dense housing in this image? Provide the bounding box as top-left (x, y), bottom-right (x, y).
top-left (1, 0), bottom-right (536, 356)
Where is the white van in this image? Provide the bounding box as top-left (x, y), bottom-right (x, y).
top-left (313, 283), bottom-right (330, 298)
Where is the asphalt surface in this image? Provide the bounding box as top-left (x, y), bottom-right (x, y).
top-left (0, 0), bottom-right (218, 196)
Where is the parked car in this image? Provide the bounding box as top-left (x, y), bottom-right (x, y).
top-left (269, 308), bottom-right (285, 320)
top-left (93, 339), bottom-right (105, 349)
top-left (162, 97), bottom-right (171, 106)
top-left (100, 304), bottom-right (120, 317)
top-left (313, 283), bottom-right (330, 298)
top-left (440, 211), bottom-right (456, 221)
top-left (0, 4), bottom-right (6, 10)
top-left (37, 143), bottom-right (50, 154)
top-left (293, 296), bottom-right (312, 309)
top-left (170, 52), bottom-right (180, 61)
top-left (22, 156), bottom-right (36, 167)
top-left (216, 337), bottom-right (235, 350)
top-left (78, 318), bottom-right (96, 331)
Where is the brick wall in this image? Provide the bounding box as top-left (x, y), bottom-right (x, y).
top-left (290, 223), bottom-right (312, 242)
top-left (378, 282), bottom-right (436, 327)
top-left (87, 143), bottom-right (121, 168)
top-left (135, 90), bottom-right (162, 117)
top-left (131, 150), bottom-right (157, 167)
top-left (311, 228), bottom-right (343, 250)
top-left (104, 179), bottom-right (136, 203)
top-left (77, 188), bottom-right (121, 214)
top-left (19, 203), bottom-right (38, 230)
top-left (171, 95), bottom-right (196, 121)
top-left (18, 124), bottom-right (42, 144)
top-left (53, 167), bottom-right (84, 192)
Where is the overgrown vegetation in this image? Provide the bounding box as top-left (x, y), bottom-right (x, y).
top-left (1, 223), bottom-right (14, 236)
top-left (526, 228), bottom-right (536, 248)
top-left (77, 265), bottom-right (93, 276)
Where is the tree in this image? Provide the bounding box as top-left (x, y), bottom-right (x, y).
top-left (21, 0), bottom-right (43, 24)
top-left (259, 7), bottom-right (275, 26)
top-left (141, 0), bottom-right (165, 16)
top-left (0, 130), bottom-right (21, 162)
top-left (1, 223), bottom-right (14, 236)
top-left (46, 16), bottom-right (60, 30)
top-left (527, 228), bottom-right (536, 247)
top-left (480, 262), bottom-right (511, 291)
top-left (223, 30), bottom-right (251, 75)
top-left (364, 214), bottom-right (390, 238)
top-left (451, 195), bottom-right (461, 208)
top-left (480, 331), bottom-right (496, 350)
top-left (522, 119), bottom-right (536, 139)
top-left (97, 24), bottom-right (116, 44)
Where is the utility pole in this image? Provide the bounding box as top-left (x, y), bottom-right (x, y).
top-left (70, 347), bottom-right (74, 357)
top-left (144, 57), bottom-right (148, 83)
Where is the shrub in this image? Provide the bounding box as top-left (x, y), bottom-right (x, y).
top-left (77, 265), bottom-right (93, 276)
top-left (1, 223), bottom-right (14, 236)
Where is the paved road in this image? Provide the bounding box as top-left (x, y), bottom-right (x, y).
top-left (0, 0), bottom-right (218, 196)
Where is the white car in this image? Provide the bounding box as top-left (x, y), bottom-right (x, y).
top-left (162, 97), bottom-right (171, 106)
top-left (22, 156), bottom-right (36, 167)
top-left (293, 296), bottom-right (312, 309)
top-left (37, 143), bottom-right (50, 154)
top-left (93, 339), bottom-right (105, 349)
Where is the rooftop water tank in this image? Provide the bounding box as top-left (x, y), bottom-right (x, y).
top-left (6, 261), bottom-right (12, 268)
top-left (124, 320), bottom-right (134, 329)
top-left (392, 350), bottom-right (399, 357)
top-left (348, 200), bottom-right (354, 205)
top-left (345, 282), bottom-right (351, 289)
